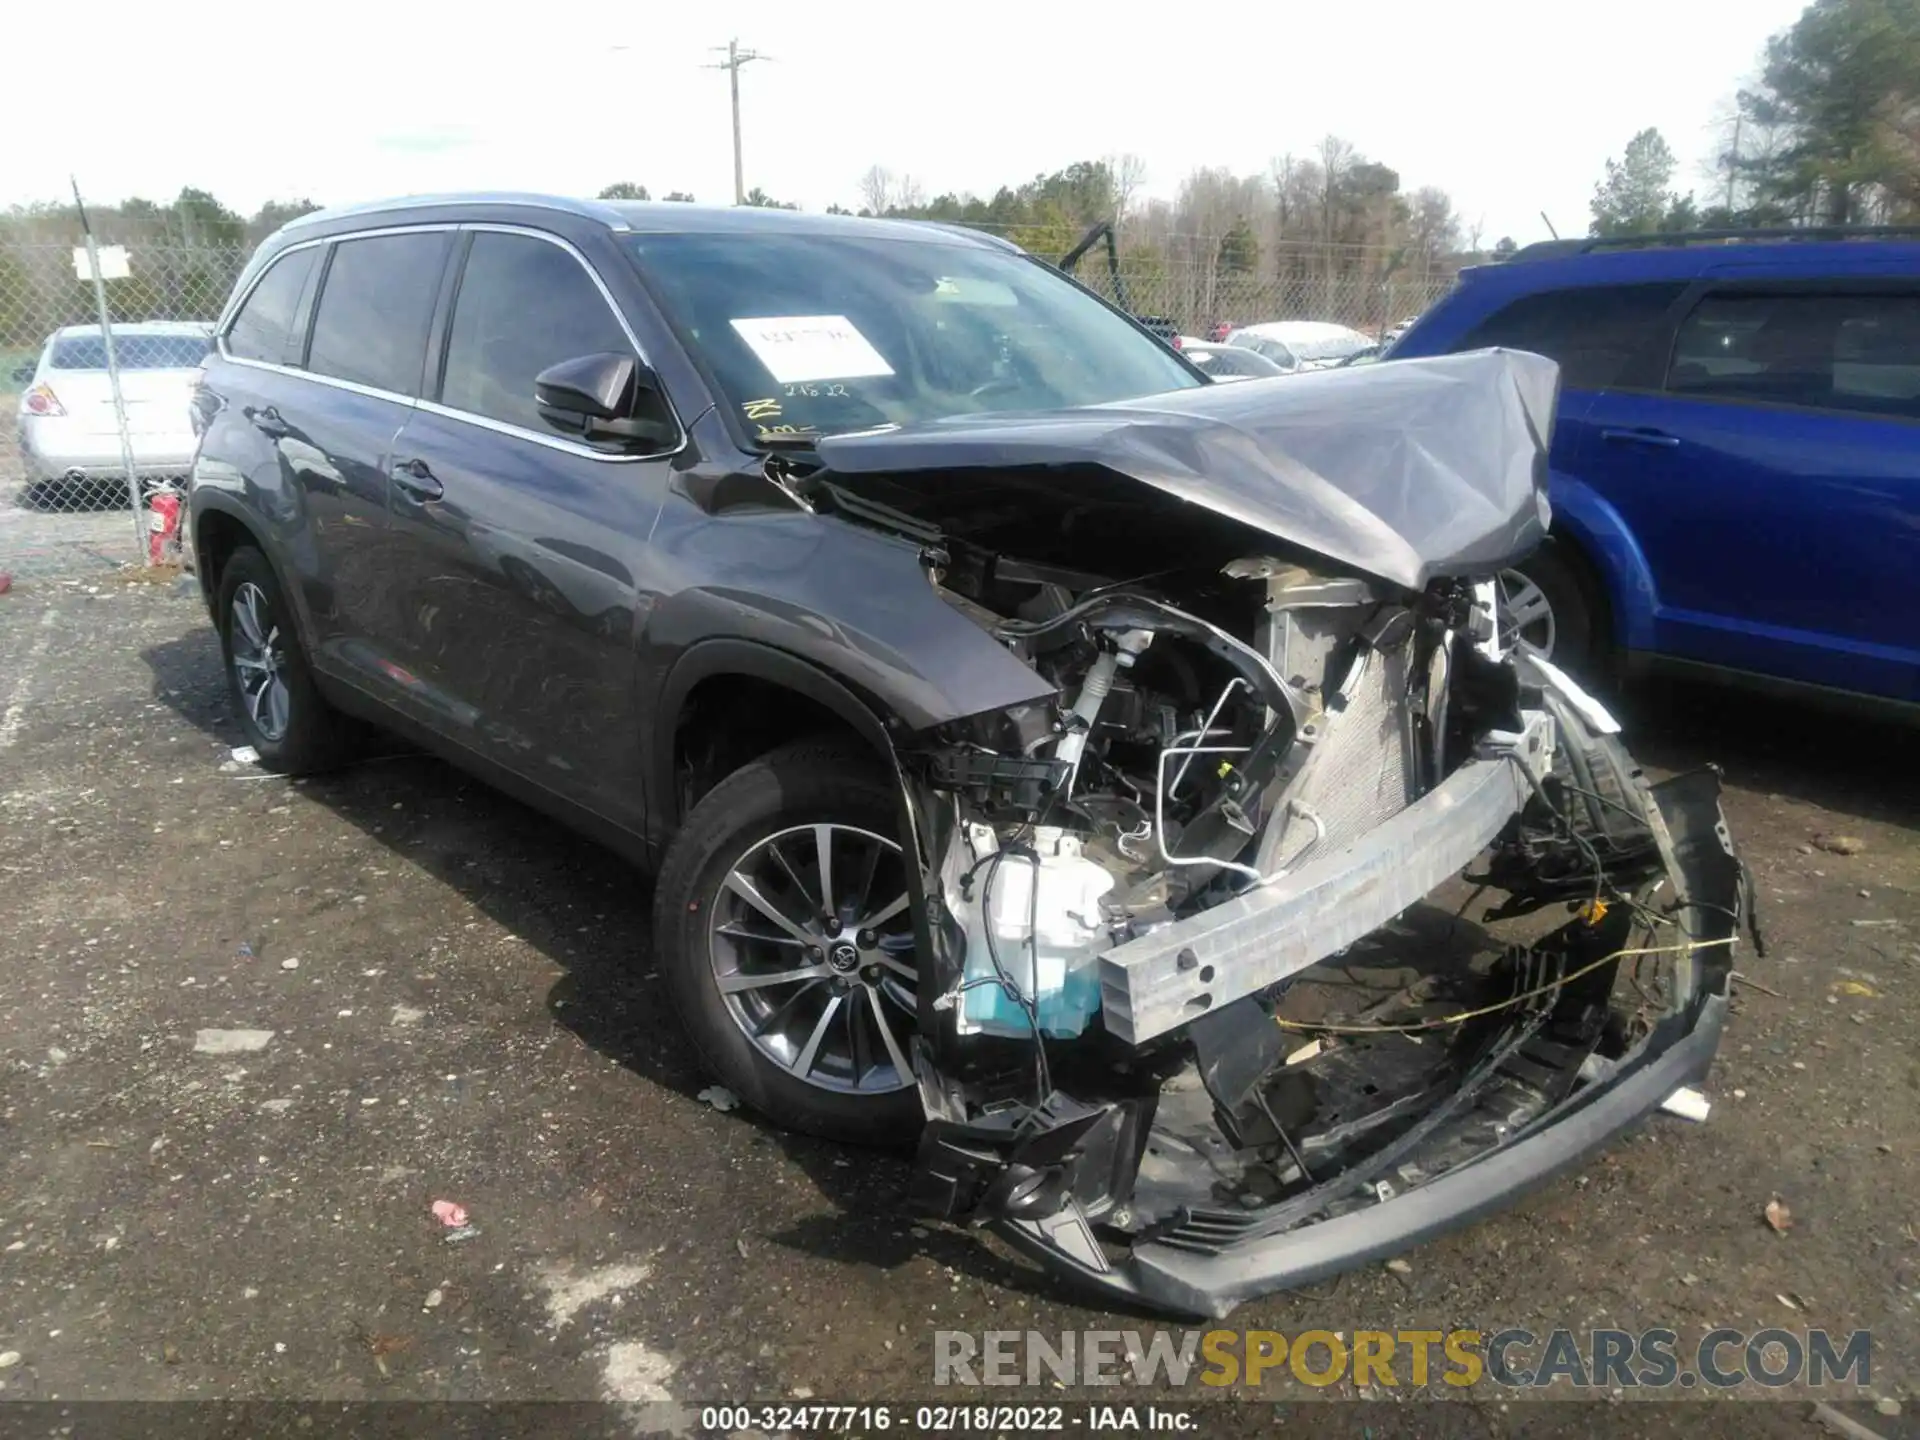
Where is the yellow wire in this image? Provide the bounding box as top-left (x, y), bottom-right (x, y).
top-left (1272, 935), bottom-right (1738, 1036)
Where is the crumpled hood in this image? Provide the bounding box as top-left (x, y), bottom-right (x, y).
top-left (813, 348), bottom-right (1558, 592)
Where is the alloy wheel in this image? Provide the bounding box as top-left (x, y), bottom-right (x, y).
top-left (229, 581), bottom-right (291, 741)
top-left (708, 823), bottom-right (918, 1095)
top-left (1495, 568), bottom-right (1557, 658)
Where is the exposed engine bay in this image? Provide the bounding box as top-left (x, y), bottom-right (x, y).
top-left (882, 551), bottom-right (1745, 1315)
top-left (914, 555), bottom-right (1500, 1042)
top-left (765, 350), bottom-right (1751, 1316)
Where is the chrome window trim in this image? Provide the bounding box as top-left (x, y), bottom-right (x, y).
top-left (220, 353), bottom-right (416, 409)
top-left (215, 223), bottom-right (459, 339)
top-left (213, 219), bottom-right (687, 465)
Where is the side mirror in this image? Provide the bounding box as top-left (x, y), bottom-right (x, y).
top-left (534, 352), bottom-right (675, 450)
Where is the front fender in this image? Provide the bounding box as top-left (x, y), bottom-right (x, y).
top-left (638, 508), bottom-right (1055, 735)
top-left (648, 637), bottom-right (901, 820)
top-left (1546, 469), bottom-right (1659, 652)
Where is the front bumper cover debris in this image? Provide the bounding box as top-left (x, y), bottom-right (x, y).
top-left (909, 767), bottom-right (1742, 1319)
top-left (1098, 714), bottom-right (1552, 1045)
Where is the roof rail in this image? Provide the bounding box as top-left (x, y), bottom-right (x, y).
top-left (281, 192), bottom-right (634, 234)
top-left (1510, 225), bottom-right (1920, 261)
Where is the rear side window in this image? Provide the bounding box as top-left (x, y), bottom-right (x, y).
top-left (225, 248), bottom-right (318, 364)
top-left (1667, 291), bottom-right (1920, 420)
top-left (1455, 282), bottom-right (1687, 389)
top-left (307, 233), bottom-right (450, 396)
top-left (439, 232), bottom-right (633, 433)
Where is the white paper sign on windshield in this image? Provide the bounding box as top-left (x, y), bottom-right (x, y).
top-left (730, 315), bottom-right (895, 384)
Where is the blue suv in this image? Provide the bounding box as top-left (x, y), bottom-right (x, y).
top-left (1390, 229), bottom-right (1920, 709)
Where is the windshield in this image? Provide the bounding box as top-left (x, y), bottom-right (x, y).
top-left (628, 231), bottom-right (1199, 441)
top-left (51, 333), bottom-right (211, 370)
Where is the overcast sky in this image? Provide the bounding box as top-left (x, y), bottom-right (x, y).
top-left (15, 0), bottom-right (1809, 243)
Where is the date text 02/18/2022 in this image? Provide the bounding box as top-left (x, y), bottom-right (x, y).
top-left (696, 1406), bottom-right (1197, 1432)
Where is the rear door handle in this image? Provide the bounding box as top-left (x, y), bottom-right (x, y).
top-left (1600, 427), bottom-right (1680, 449)
top-left (391, 457), bottom-right (444, 501)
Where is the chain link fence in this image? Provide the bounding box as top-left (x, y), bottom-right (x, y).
top-left (1, 238), bottom-right (245, 582)
top-left (1058, 253), bottom-right (1458, 341)
top-left (0, 219), bottom-right (1461, 583)
top-left (945, 220), bottom-right (1464, 340)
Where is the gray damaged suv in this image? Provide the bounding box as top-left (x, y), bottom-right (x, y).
top-left (187, 194), bottom-right (1748, 1316)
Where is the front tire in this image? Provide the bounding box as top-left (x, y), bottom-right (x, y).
top-left (216, 546), bottom-right (351, 774)
top-left (654, 738), bottom-right (924, 1145)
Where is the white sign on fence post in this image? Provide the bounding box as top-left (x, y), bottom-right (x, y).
top-left (71, 244), bottom-right (130, 281)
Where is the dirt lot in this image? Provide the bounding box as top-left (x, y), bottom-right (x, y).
top-left (0, 577), bottom-right (1915, 1438)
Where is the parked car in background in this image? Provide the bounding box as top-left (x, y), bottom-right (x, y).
top-left (1224, 320), bottom-right (1375, 373)
top-left (185, 193), bottom-right (1742, 1317)
top-left (1335, 342), bottom-right (1383, 367)
top-left (1179, 341), bottom-right (1288, 381)
top-left (1383, 315), bottom-right (1421, 349)
top-left (1389, 227), bottom-right (1920, 709)
top-left (14, 321), bottom-right (214, 493)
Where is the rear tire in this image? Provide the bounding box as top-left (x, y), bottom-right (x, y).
top-left (654, 738), bottom-right (925, 1146)
top-left (216, 546), bottom-right (352, 774)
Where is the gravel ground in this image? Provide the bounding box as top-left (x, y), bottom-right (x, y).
top-left (0, 577), bottom-right (1914, 1439)
top-left (0, 496), bottom-right (142, 583)
top-left (0, 432), bottom-right (155, 582)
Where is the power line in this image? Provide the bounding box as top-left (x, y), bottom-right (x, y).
top-left (704, 38), bottom-right (766, 206)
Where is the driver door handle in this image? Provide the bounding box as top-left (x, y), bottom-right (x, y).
top-left (391, 456), bottom-right (444, 501)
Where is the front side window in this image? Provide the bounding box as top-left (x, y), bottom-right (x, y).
top-left (1456, 282), bottom-right (1688, 389)
top-left (307, 233), bottom-right (450, 396)
top-left (1667, 291), bottom-right (1920, 420)
top-left (225, 247), bottom-right (318, 365)
top-left (440, 233), bottom-right (635, 434)
top-left (628, 230), bottom-right (1199, 441)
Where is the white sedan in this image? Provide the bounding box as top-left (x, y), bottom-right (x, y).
top-left (14, 321), bottom-right (214, 489)
top-left (1223, 320), bottom-right (1376, 374)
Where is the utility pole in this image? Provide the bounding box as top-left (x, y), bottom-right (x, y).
top-left (706, 38), bottom-right (765, 205)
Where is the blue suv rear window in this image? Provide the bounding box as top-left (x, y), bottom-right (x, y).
top-left (1667, 291), bottom-right (1920, 421)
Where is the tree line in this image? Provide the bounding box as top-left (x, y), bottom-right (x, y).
top-left (0, 190), bottom-right (324, 347)
top-left (1592, 0), bottom-right (1920, 235)
top-left (848, 148), bottom-right (1470, 332)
